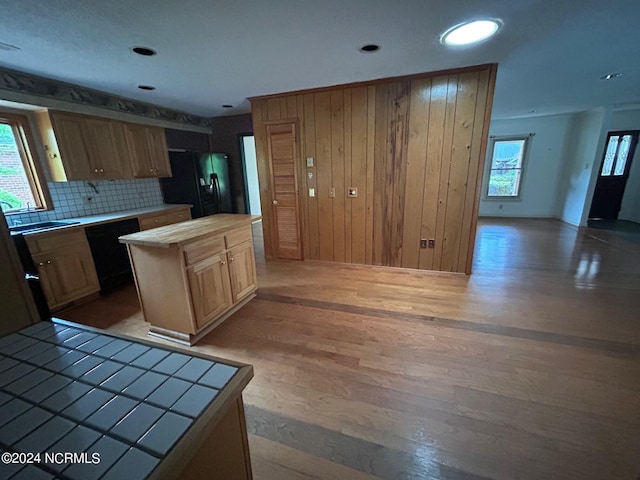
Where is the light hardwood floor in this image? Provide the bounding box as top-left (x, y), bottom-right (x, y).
top-left (59, 218), bottom-right (640, 480)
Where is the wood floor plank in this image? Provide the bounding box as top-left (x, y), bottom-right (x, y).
top-left (249, 434), bottom-right (380, 480)
top-left (58, 218), bottom-right (640, 480)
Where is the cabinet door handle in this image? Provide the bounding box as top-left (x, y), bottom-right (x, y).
top-left (100, 168), bottom-right (104, 173)
top-left (38, 262), bottom-right (44, 266)
top-left (46, 260), bottom-right (51, 264)
top-left (94, 168), bottom-right (99, 173)
top-left (272, 200), bottom-right (279, 206)
top-left (221, 261), bottom-right (226, 265)
top-left (230, 257), bottom-right (235, 262)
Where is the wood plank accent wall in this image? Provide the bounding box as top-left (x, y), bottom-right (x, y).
top-left (251, 64), bottom-right (497, 274)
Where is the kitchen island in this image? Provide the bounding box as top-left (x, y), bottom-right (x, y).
top-left (0, 319), bottom-right (253, 479)
top-left (119, 214), bottom-right (260, 346)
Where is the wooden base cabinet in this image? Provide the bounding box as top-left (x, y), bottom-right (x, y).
top-left (25, 229), bottom-right (99, 311)
top-left (228, 241), bottom-right (257, 303)
top-left (120, 215), bottom-right (260, 345)
top-left (139, 208), bottom-right (191, 230)
top-left (188, 253), bottom-right (234, 330)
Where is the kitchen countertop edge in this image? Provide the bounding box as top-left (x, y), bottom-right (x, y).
top-left (15, 204), bottom-right (193, 237)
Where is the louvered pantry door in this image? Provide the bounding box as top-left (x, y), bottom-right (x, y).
top-left (266, 122), bottom-right (302, 259)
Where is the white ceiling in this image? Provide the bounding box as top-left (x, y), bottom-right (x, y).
top-left (0, 0), bottom-right (638, 119)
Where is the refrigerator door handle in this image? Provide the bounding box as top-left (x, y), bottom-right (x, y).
top-left (215, 176), bottom-right (221, 207)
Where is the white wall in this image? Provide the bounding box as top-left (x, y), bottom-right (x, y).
top-left (242, 136), bottom-right (261, 216)
top-left (608, 108), bottom-right (640, 223)
top-left (479, 114), bottom-right (572, 217)
top-left (557, 108), bottom-right (609, 226)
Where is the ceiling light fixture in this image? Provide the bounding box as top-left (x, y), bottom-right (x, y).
top-left (138, 85), bottom-right (156, 91)
top-left (441, 19), bottom-right (501, 46)
top-left (359, 44), bottom-right (380, 53)
top-left (600, 73), bottom-right (622, 80)
top-left (131, 46), bottom-right (157, 56)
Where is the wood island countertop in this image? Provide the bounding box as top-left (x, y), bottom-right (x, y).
top-left (118, 214), bottom-right (261, 248)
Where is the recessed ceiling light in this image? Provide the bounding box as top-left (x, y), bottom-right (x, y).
top-left (138, 85), bottom-right (156, 91)
top-left (441, 20), bottom-right (501, 46)
top-left (359, 44), bottom-right (380, 53)
top-left (222, 104), bottom-right (233, 108)
top-left (600, 73), bottom-right (622, 80)
top-left (131, 46), bottom-right (157, 56)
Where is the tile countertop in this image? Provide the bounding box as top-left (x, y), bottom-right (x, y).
top-left (15, 204), bottom-right (193, 237)
top-left (0, 319), bottom-right (253, 480)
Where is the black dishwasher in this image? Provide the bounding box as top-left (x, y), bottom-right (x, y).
top-left (85, 218), bottom-right (140, 293)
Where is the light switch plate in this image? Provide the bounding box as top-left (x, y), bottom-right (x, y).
top-left (308, 188), bottom-right (315, 198)
top-left (348, 187), bottom-right (358, 198)
top-left (306, 157), bottom-right (314, 167)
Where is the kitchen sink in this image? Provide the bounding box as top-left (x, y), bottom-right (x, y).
top-left (9, 220), bottom-right (81, 234)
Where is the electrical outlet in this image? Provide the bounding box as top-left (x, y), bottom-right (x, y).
top-left (428, 239), bottom-right (435, 248)
top-left (306, 157), bottom-right (314, 167)
top-left (420, 239), bottom-right (427, 249)
top-left (309, 188), bottom-right (315, 197)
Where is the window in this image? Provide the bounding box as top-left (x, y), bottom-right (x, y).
top-left (0, 112), bottom-right (49, 214)
top-left (600, 132), bottom-right (637, 177)
top-left (486, 135), bottom-right (530, 198)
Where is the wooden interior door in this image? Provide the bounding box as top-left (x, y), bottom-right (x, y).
top-left (589, 131), bottom-right (638, 219)
top-left (266, 123), bottom-right (302, 260)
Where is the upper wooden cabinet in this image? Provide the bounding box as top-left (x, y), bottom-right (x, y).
top-left (124, 123), bottom-right (172, 178)
top-left (34, 111), bottom-right (133, 181)
top-left (34, 110), bottom-right (171, 181)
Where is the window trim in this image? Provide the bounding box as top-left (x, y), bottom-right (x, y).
top-left (485, 134), bottom-right (532, 200)
top-left (0, 111), bottom-right (51, 214)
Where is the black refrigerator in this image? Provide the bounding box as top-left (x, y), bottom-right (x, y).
top-left (160, 151), bottom-right (233, 218)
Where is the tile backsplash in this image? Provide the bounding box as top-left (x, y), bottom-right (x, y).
top-left (8, 179), bottom-right (164, 225)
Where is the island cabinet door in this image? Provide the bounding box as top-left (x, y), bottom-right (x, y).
top-left (228, 241), bottom-right (257, 303)
top-left (187, 253), bottom-right (233, 329)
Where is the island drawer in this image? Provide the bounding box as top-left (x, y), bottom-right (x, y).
top-left (225, 225), bottom-right (252, 249)
top-left (183, 234), bottom-right (225, 265)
